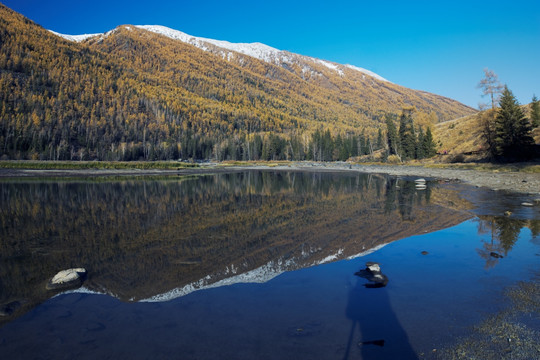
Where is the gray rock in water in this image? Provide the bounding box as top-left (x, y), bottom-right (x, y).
top-left (355, 262), bottom-right (388, 288)
top-left (46, 268), bottom-right (87, 290)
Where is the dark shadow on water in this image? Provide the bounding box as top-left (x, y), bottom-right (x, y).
top-left (344, 268), bottom-right (418, 360)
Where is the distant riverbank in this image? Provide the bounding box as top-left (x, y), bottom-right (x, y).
top-left (1, 161), bottom-right (539, 196)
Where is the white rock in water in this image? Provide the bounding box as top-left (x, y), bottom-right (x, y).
top-left (47, 268), bottom-right (86, 290)
top-left (521, 202), bottom-right (534, 207)
top-left (414, 178), bottom-right (426, 184)
top-left (415, 184), bottom-right (427, 190)
top-left (367, 263), bottom-right (381, 273)
top-left (51, 268), bottom-right (86, 283)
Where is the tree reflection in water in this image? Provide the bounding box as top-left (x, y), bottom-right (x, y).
top-left (0, 171), bottom-right (471, 327)
top-left (475, 217), bottom-right (540, 269)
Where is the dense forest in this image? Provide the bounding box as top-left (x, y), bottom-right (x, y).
top-left (0, 4), bottom-right (476, 161)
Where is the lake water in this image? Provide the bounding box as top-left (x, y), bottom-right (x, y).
top-left (0, 170), bottom-right (539, 359)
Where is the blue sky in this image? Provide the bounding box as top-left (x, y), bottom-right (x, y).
top-left (4, 0), bottom-right (539, 109)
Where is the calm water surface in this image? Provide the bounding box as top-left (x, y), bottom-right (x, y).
top-left (0, 171), bottom-right (539, 359)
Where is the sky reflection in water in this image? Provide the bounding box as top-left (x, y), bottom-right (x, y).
top-left (0, 171), bottom-right (539, 359)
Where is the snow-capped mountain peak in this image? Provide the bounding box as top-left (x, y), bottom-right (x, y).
top-left (134, 25), bottom-right (286, 64)
top-left (344, 64), bottom-right (389, 83)
top-left (135, 25), bottom-right (390, 82)
top-left (48, 24), bottom-right (390, 83)
top-left (49, 30), bottom-right (101, 43)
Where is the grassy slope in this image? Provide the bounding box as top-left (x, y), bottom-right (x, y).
top-left (433, 106), bottom-right (540, 162)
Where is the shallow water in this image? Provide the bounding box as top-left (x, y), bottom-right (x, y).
top-left (0, 171), bottom-right (539, 359)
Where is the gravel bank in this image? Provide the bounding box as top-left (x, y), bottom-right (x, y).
top-left (264, 163), bottom-right (540, 196)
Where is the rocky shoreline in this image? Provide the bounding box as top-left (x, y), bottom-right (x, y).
top-left (346, 164), bottom-right (540, 196)
top-left (1, 162), bottom-right (539, 196)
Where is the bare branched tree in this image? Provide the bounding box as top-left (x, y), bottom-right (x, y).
top-left (477, 68), bottom-right (504, 109)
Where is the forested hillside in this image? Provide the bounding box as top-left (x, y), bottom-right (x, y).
top-left (0, 4), bottom-right (476, 161)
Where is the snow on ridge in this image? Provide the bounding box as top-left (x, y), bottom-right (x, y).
top-left (49, 30), bottom-right (101, 42)
top-left (135, 25), bottom-right (283, 64)
top-left (48, 244), bottom-right (386, 304)
top-left (140, 259), bottom-right (293, 302)
top-left (53, 286), bottom-right (106, 298)
top-left (313, 59), bottom-right (344, 76)
top-left (344, 64), bottom-right (391, 83)
top-left (316, 248), bottom-right (344, 265)
top-left (141, 243), bottom-right (385, 303)
top-left (346, 243), bottom-right (389, 260)
top-left (49, 24), bottom-right (390, 84)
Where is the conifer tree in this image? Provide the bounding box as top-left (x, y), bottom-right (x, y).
top-left (376, 128), bottom-right (384, 150)
top-left (398, 113), bottom-right (416, 160)
top-left (494, 86), bottom-right (534, 159)
top-left (423, 127), bottom-right (437, 157)
top-left (531, 95), bottom-right (540, 128)
top-left (385, 113), bottom-right (399, 156)
top-left (350, 135), bottom-right (359, 157)
top-left (416, 127), bottom-right (425, 159)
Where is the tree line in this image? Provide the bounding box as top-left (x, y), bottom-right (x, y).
top-left (385, 110), bottom-right (437, 161)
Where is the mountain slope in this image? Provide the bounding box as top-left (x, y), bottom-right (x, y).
top-left (133, 25), bottom-right (391, 83)
top-left (80, 24), bottom-right (474, 123)
top-left (0, 4), bottom-right (476, 161)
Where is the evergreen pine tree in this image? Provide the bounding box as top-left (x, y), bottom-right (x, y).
top-left (385, 113), bottom-right (399, 156)
top-left (416, 126), bottom-right (425, 159)
top-left (494, 86), bottom-right (534, 159)
top-left (360, 130), bottom-right (369, 155)
top-left (322, 129), bottom-right (333, 161)
top-left (335, 134), bottom-right (348, 161)
top-left (376, 128), bottom-right (384, 150)
top-left (423, 127), bottom-right (437, 157)
top-left (531, 95), bottom-right (540, 128)
top-left (398, 113), bottom-right (416, 160)
top-left (350, 135), bottom-right (359, 157)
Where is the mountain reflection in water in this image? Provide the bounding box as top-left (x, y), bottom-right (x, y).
top-left (0, 170), bottom-right (539, 359)
top-left (1, 171), bottom-right (470, 321)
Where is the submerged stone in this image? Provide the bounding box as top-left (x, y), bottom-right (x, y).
top-left (0, 301), bottom-right (22, 316)
top-left (358, 339), bottom-right (385, 347)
